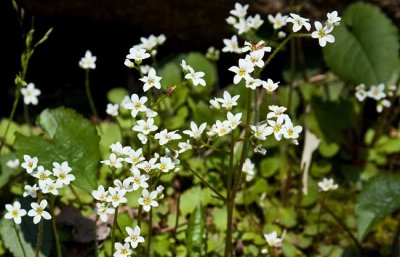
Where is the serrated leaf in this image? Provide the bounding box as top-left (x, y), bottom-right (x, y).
top-left (323, 2), bottom-right (400, 85)
top-left (186, 204), bottom-right (206, 257)
top-left (356, 174), bottom-right (400, 240)
top-left (14, 107), bottom-right (101, 192)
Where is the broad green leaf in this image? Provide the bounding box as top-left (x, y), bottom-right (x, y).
top-left (97, 122), bottom-right (122, 158)
top-left (107, 88), bottom-right (128, 104)
top-left (318, 141), bottom-right (339, 157)
top-left (186, 204), bottom-right (206, 257)
top-left (14, 107), bottom-right (101, 192)
top-left (0, 153), bottom-right (22, 190)
top-left (158, 61), bottom-right (182, 88)
top-left (356, 174), bottom-right (400, 240)
top-left (260, 157), bottom-right (281, 177)
top-left (323, 2), bottom-right (400, 85)
top-left (179, 186), bottom-right (202, 217)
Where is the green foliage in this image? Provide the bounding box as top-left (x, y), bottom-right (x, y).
top-left (356, 174), bottom-right (400, 240)
top-left (323, 2), bottom-right (400, 85)
top-left (186, 204), bottom-right (206, 257)
top-left (14, 107), bottom-right (101, 192)
top-left (107, 87), bottom-right (129, 104)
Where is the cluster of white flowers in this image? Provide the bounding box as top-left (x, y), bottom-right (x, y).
top-left (21, 82), bottom-right (41, 106)
top-left (180, 60), bottom-right (206, 87)
top-left (355, 83), bottom-right (397, 113)
top-left (113, 225), bottom-right (145, 256)
top-left (226, 3), bottom-right (264, 36)
top-left (4, 155), bottom-right (75, 225)
top-left (124, 34), bottom-right (166, 67)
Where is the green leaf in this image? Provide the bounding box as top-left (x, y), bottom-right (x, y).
top-left (319, 141), bottom-right (339, 157)
top-left (186, 204), bottom-right (206, 257)
top-left (356, 174), bottom-right (400, 240)
top-left (323, 2), bottom-right (400, 85)
top-left (260, 157), bottom-right (281, 177)
top-left (159, 61), bottom-right (182, 88)
top-left (107, 88), bottom-right (128, 104)
top-left (0, 153), bottom-right (23, 190)
top-left (14, 107), bottom-right (101, 192)
top-left (179, 186), bottom-right (202, 217)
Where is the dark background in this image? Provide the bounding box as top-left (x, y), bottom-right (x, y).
top-left (0, 0), bottom-right (398, 120)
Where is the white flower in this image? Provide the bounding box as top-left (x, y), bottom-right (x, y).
top-left (222, 35), bottom-right (242, 54)
top-left (185, 68), bottom-right (206, 87)
top-left (326, 11), bottom-right (341, 27)
top-left (132, 118), bottom-right (158, 135)
top-left (124, 148), bottom-right (145, 166)
top-left (267, 105), bottom-right (287, 119)
top-left (264, 231), bottom-right (282, 248)
top-left (247, 14), bottom-right (264, 29)
top-left (130, 167), bottom-right (149, 190)
top-left (28, 200), bottom-right (51, 224)
top-left (110, 142), bottom-right (131, 156)
top-left (140, 35), bottom-right (158, 51)
top-left (156, 157), bottom-right (175, 173)
top-left (145, 108), bottom-right (158, 118)
top-left (113, 177), bottom-right (135, 193)
top-left (183, 122), bottom-right (207, 139)
top-left (137, 158), bottom-right (158, 173)
top-left (4, 201), bottom-right (27, 224)
top-left (226, 16), bottom-right (237, 25)
top-left (230, 3), bottom-right (248, 19)
top-left (178, 140), bottom-right (192, 153)
top-left (124, 59), bottom-right (135, 68)
top-left (41, 180), bottom-right (60, 195)
top-left (6, 159), bottom-right (19, 169)
top-left (157, 34), bottom-right (167, 45)
top-left (245, 77), bottom-right (262, 90)
top-left (278, 31), bottom-right (287, 38)
top-left (113, 242), bottom-right (132, 257)
top-left (282, 122), bottom-right (303, 140)
top-left (180, 60), bottom-right (192, 72)
top-left (154, 129), bottom-right (182, 145)
top-left (23, 184), bottom-right (39, 198)
top-left (92, 185), bottom-right (108, 202)
top-left (53, 161), bottom-right (75, 186)
top-left (106, 103), bottom-right (119, 117)
top-left (268, 13), bottom-right (288, 29)
top-left (242, 41), bottom-right (271, 54)
top-left (124, 94), bottom-right (148, 118)
top-left (311, 21), bottom-right (335, 47)
top-left (140, 65), bottom-right (151, 75)
top-left (355, 84), bottom-right (367, 102)
top-left (254, 144), bottom-right (267, 155)
top-left (79, 50), bottom-right (96, 69)
top-left (262, 79), bottom-right (279, 93)
top-left (250, 124), bottom-right (273, 140)
top-left (126, 47), bottom-right (150, 64)
top-left (156, 185), bottom-right (165, 195)
top-left (227, 112), bottom-right (242, 129)
top-left (318, 178), bottom-right (338, 191)
top-left (33, 165), bottom-right (53, 188)
top-left (376, 99), bottom-right (391, 113)
top-left (138, 189), bottom-right (159, 212)
top-left (125, 226), bottom-right (145, 249)
top-left (242, 159), bottom-right (255, 182)
top-left (229, 59), bottom-right (254, 84)
top-left (21, 83), bottom-right (41, 105)
top-left (245, 50), bottom-right (265, 68)
top-left (268, 119), bottom-right (284, 141)
top-left (233, 18), bottom-right (251, 35)
top-left (217, 91), bottom-right (240, 110)
top-left (206, 46), bottom-right (220, 61)
top-left (106, 187), bottom-right (127, 207)
top-left (139, 68), bottom-right (162, 92)
top-left (367, 84), bottom-right (386, 101)
top-left (101, 153), bottom-right (124, 169)
top-left (214, 120), bottom-right (232, 137)
top-left (96, 202), bottom-right (114, 222)
top-left (209, 98), bottom-right (221, 109)
top-left (286, 13), bottom-right (311, 32)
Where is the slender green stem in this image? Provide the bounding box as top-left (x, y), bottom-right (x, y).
top-left (50, 196), bottom-right (62, 257)
top-left (137, 205), bottom-right (143, 256)
top-left (174, 192), bottom-right (180, 234)
top-left (321, 202), bottom-right (363, 252)
top-left (110, 206), bottom-right (119, 256)
top-left (0, 88), bottom-right (21, 153)
top-left (13, 222), bottom-right (27, 257)
top-left (35, 219), bottom-right (43, 257)
top-left (184, 164), bottom-right (226, 201)
top-left (146, 209), bottom-right (153, 257)
top-left (84, 69), bottom-right (98, 119)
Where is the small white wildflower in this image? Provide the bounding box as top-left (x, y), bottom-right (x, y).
top-left (138, 189), bottom-right (159, 212)
top-left (28, 199), bottom-right (51, 224)
top-left (21, 83), bottom-right (41, 105)
top-left (228, 59), bottom-right (254, 84)
top-left (124, 94), bottom-right (148, 118)
top-left (79, 50), bottom-right (96, 69)
top-left (126, 47), bottom-right (150, 64)
top-left (355, 84), bottom-right (367, 102)
top-left (101, 153), bottom-right (124, 169)
top-left (113, 242), bottom-right (132, 257)
top-left (250, 124), bottom-right (273, 140)
top-left (376, 99), bottom-right (391, 113)
top-left (154, 129), bottom-right (182, 145)
top-left (367, 84), bottom-right (386, 101)
top-left (132, 118), bottom-right (158, 135)
top-left (326, 11), bottom-right (341, 27)
top-left (183, 121), bottom-right (207, 139)
top-left (318, 177), bottom-right (338, 191)
top-left (242, 159), bottom-right (255, 182)
top-left (311, 21), bottom-right (335, 47)
top-left (230, 3), bottom-right (248, 19)
top-left (96, 202), bottom-right (114, 222)
top-left (217, 91), bottom-right (240, 110)
top-left (156, 157), bottom-right (175, 173)
top-left (139, 68), bottom-right (162, 92)
top-left (262, 79), bottom-right (279, 93)
top-left (125, 226), bottom-right (145, 249)
top-left (92, 185), bottom-right (108, 202)
top-left (130, 167), bottom-right (149, 190)
top-left (53, 161), bottom-right (75, 186)
top-left (286, 13), bottom-right (311, 32)
top-left (264, 231), bottom-right (282, 248)
top-left (222, 35), bottom-right (242, 54)
top-left (209, 98), bottom-right (221, 109)
top-left (185, 68), bottom-right (206, 87)
top-left (106, 187), bottom-right (127, 208)
top-left (6, 159), bottom-right (19, 169)
top-left (23, 184), bottom-right (39, 198)
top-left (106, 103), bottom-right (119, 117)
top-left (178, 140), bottom-right (192, 153)
top-left (227, 112), bottom-right (242, 129)
top-left (268, 13), bottom-right (288, 29)
top-left (4, 201), bottom-right (27, 224)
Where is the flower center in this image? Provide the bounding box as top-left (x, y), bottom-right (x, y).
top-left (273, 125), bottom-right (281, 133)
top-left (36, 208), bottom-right (43, 215)
top-left (11, 210), bottom-right (19, 217)
top-left (143, 197), bottom-right (152, 205)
